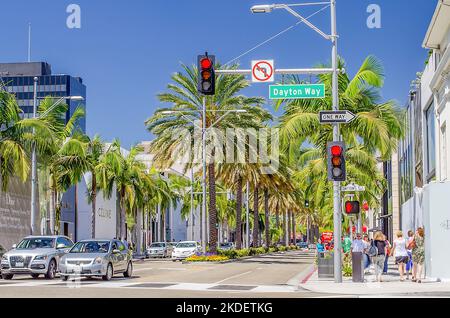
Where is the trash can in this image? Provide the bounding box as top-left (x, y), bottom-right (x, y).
top-left (318, 252), bottom-right (334, 279)
top-left (351, 252), bottom-right (364, 282)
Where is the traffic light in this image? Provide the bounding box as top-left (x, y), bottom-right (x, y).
top-left (345, 201), bottom-right (360, 215)
top-left (327, 141), bottom-right (346, 182)
top-left (305, 200), bottom-right (310, 208)
top-left (197, 53), bottom-right (215, 95)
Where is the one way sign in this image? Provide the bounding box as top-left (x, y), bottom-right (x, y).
top-left (319, 110), bottom-right (356, 124)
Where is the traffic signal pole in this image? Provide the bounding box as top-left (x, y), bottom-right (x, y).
top-left (202, 96), bottom-right (207, 254)
top-left (331, 0), bottom-right (342, 283)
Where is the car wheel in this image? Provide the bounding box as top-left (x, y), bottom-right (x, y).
top-left (123, 261), bottom-right (133, 278)
top-left (2, 274), bottom-right (13, 280)
top-left (61, 275), bottom-right (68, 281)
top-left (31, 273), bottom-right (40, 279)
top-left (45, 259), bottom-right (57, 280)
top-left (102, 263), bottom-right (113, 281)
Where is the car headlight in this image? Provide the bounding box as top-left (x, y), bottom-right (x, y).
top-left (34, 255), bottom-right (48, 261)
top-left (1, 255), bottom-right (8, 262)
top-left (94, 257), bottom-right (103, 264)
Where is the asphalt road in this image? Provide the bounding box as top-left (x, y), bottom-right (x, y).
top-left (0, 250), bottom-right (336, 298)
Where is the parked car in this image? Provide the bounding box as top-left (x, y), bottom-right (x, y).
top-left (0, 235), bottom-right (74, 280)
top-left (59, 239), bottom-right (133, 281)
top-left (145, 242), bottom-right (173, 258)
top-left (219, 242), bottom-right (234, 251)
top-left (296, 241), bottom-right (308, 249)
top-left (172, 241), bottom-right (201, 261)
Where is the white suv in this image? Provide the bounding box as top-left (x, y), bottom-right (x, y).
top-left (1, 236), bottom-right (74, 280)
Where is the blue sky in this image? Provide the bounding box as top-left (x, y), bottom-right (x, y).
top-left (0, 0), bottom-right (436, 148)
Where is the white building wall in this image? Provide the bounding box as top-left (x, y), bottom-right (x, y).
top-left (422, 182), bottom-right (450, 281)
top-left (75, 174), bottom-right (118, 241)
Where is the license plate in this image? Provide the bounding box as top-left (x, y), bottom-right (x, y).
top-left (15, 262), bottom-right (24, 268)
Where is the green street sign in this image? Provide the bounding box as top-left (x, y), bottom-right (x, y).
top-left (269, 84), bottom-right (325, 99)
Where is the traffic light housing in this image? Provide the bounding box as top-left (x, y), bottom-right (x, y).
top-left (345, 201), bottom-right (360, 215)
top-left (327, 141), bottom-right (346, 182)
top-left (197, 53), bottom-right (215, 95)
top-left (305, 200), bottom-right (310, 208)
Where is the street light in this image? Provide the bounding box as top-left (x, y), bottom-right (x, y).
top-left (160, 107), bottom-right (247, 253)
top-left (250, 4), bottom-right (274, 13)
top-left (250, 1), bottom-right (342, 283)
top-left (30, 75), bottom-right (85, 236)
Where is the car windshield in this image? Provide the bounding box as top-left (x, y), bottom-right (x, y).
top-left (151, 243), bottom-right (165, 248)
top-left (16, 238), bottom-right (55, 249)
top-left (176, 243), bottom-right (196, 248)
top-left (220, 243), bottom-right (232, 247)
top-left (70, 241), bottom-right (110, 254)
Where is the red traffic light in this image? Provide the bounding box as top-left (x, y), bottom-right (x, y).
top-left (200, 58), bottom-right (212, 69)
top-left (345, 201), bottom-right (360, 214)
top-left (331, 145), bottom-right (342, 156)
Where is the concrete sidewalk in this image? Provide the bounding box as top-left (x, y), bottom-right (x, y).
top-left (300, 260), bottom-right (450, 297)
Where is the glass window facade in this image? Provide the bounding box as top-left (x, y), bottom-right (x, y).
top-left (426, 102), bottom-right (436, 180)
top-left (399, 104), bottom-right (414, 205)
top-left (0, 74), bottom-right (85, 133)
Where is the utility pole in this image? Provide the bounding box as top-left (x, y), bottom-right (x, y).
top-left (331, 0), bottom-right (342, 283)
top-left (30, 76), bottom-right (38, 235)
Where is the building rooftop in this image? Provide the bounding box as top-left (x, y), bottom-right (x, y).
top-left (423, 0), bottom-right (450, 49)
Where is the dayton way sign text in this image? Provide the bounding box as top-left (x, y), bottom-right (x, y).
top-left (269, 84), bottom-right (325, 100)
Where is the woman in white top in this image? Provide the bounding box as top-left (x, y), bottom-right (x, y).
top-left (390, 231), bottom-right (409, 281)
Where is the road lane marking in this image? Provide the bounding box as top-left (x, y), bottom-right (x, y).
top-left (213, 271), bottom-right (253, 284)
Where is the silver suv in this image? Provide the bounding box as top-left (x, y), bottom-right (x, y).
top-left (1, 235), bottom-right (74, 280)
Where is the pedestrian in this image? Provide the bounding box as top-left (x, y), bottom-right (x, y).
top-left (351, 233), bottom-right (365, 253)
top-left (406, 230), bottom-right (414, 280)
top-left (371, 231), bottom-right (388, 282)
top-left (362, 235), bottom-right (371, 270)
top-left (316, 239), bottom-right (325, 253)
top-left (343, 235), bottom-right (352, 254)
top-left (383, 238), bottom-right (392, 274)
top-left (390, 231), bottom-right (409, 281)
top-left (411, 227), bottom-right (425, 283)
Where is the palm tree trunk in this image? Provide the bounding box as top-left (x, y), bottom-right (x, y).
top-left (275, 203), bottom-right (280, 229)
top-left (283, 210), bottom-right (288, 246)
top-left (264, 188), bottom-right (270, 247)
top-left (120, 187), bottom-right (126, 240)
top-left (149, 213), bottom-right (153, 245)
top-left (252, 185), bottom-right (259, 248)
top-left (49, 188), bottom-right (56, 235)
top-left (91, 171), bottom-right (97, 239)
top-left (292, 212), bottom-right (296, 246)
top-left (208, 163), bottom-right (218, 253)
top-left (288, 210), bottom-right (292, 246)
top-left (235, 176), bottom-right (243, 249)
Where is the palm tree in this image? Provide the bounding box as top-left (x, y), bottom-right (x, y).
top-left (277, 56), bottom-right (404, 235)
top-left (97, 141), bottom-right (147, 240)
top-left (146, 63), bottom-right (268, 253)
top-left (54, 134), bottom-right (104, 238)
top-left (277, 56), bottom-right (404, 161)
top-left (0, 87), bottom-right (29, 190)
top-left (36, 97), bottom-right (84, 234)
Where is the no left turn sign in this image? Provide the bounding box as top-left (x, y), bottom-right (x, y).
top-left (252, 60), bottom-right (274, 83)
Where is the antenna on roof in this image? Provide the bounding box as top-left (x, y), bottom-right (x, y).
top-left (28, 23), bottom-right (31, 62)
